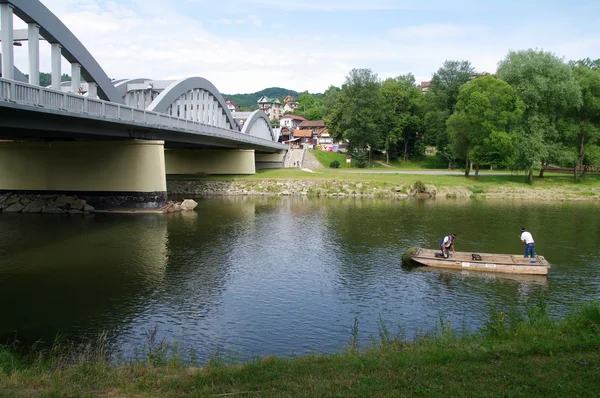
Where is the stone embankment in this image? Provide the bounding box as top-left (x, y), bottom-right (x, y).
top-left (0, 193), bottom-right (200, 214)
top-left (167, 180), bottom-right (600, 201)
top-left (0, 193), bottom-right (96, 214)
top-left (168, 180), bottom-right (458, 199)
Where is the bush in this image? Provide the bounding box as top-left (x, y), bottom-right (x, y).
top-left (412, 180), bottom-right (427, 193)
top-left (329, 160), bottom-right (340, 168)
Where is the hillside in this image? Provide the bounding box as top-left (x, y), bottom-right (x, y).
top-left (222, 87), bottom-right (321, 110)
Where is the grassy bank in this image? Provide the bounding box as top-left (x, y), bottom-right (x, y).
top-left (1, 302), bottom-right (599, 396)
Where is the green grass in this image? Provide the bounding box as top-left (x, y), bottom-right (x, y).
top-left (168, 169), bottom-right (600, 188)
top-left (1, 301), bottom-right (599, 396)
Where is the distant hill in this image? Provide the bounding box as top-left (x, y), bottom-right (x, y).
top-left (222, 87), bottom-right (320, 110)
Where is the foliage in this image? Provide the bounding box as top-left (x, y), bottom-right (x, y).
top-left (326, 68), bottom-right (383, 152)
top-left (496, 49), bottom-right (582, 183)
top-left (381, 74), bottom-right (424, 163)
top-left (329, 160), bottom-right (340, 168)
top-left (412, 180), bottom-right (427, 193)
top-left (401, 247), bottom-right (418, 266)
top-left (423, 60), bottom-right (476, 167)
top-left (446, 75), bottom-right (523, 178)
top-left (565, 60), bottom-right (600, 181)
top-left (352, 148), bottom-right (369, 168)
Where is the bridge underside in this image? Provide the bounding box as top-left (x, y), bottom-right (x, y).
top-left (0, 108), bottom-right (286, 210)
top-left (0, 104), bottom-right (280, 151)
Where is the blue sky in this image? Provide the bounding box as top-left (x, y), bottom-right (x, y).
top-left (11, 0), bottom-right (600, 94)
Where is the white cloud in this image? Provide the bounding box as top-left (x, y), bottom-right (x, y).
top-left (9, 0), bottom-right (599, 95)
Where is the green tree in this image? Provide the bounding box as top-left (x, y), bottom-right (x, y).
top-left (446, 75), bottom-right (523, 178)
top-left (381, 74), bottom-right (423, 163)
top-left (327, 69), bottom-right (383, 159)
top-left (496, 49), bottom-right (582, 183)
top-left (423, 60), bottom-right (476, 167)
top-left (566, 60), bottom-right (600, 181)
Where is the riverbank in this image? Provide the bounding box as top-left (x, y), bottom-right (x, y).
top-left (167, 170), bottom-right (600, 201)
top-left (1, 301), bottom-right (598, 396)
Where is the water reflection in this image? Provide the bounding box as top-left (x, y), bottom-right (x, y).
top-left (0, 198), bottom-right (599, 363)
top-left (0, 213), bottom-right (168, 346)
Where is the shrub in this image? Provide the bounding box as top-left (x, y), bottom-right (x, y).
top-left (329, 160), bottom-right (340, 168)
top-left (412, 180), bottom-right (427, 193)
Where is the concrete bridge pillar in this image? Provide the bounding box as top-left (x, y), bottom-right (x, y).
top-left (0, 140), bottom-right (167, 209)
top-left (255, 151), bottom-right (286, 170)
top-left (165, 148), bottom-right (256, 175)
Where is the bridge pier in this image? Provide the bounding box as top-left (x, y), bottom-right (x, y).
top-left (255, 151), bottom-right (286, 170)
top-left (165, 148), bottom-right (256, 175)
top-left (0, 140), bottom-right (167, 210)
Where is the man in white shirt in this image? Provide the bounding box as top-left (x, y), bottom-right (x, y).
top-left (520, 227), bottom-right (535, 258)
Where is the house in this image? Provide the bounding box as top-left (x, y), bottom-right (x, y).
top-left (295, 120), bottom-right (327, 148)
top-left (283, 95), bottom-right (299, 113)
top-left (420, 81), bottom-right (432, 93)
top-left (225, 99), bottom-right (240, 112)
top-left (257, 96), bottom-right (283, 120)
top-left (280, 114), bottom-right (306, 129)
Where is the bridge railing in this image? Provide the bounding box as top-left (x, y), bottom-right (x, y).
top-left (0, 78), bottom-right (284, 148)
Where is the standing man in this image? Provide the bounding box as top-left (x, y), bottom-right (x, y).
top-left (520, 227), bottom-right (535, 258)
top-left (440, 233), bottom-right (456, 258)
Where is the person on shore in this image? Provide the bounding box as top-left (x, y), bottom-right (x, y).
top-left (440, 233), bottom-right (456, 258)
top-left (520, 227), bottom-right (535, 258)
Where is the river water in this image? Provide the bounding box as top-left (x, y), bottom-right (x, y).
top-left (1, 197), bottom-right (599, 363)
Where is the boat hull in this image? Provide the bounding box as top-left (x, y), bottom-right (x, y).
top-left (410, 248), bottom-right (551, 275)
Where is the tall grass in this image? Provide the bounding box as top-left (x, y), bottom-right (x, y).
top-left (1, 301), bottom-right (599, 396)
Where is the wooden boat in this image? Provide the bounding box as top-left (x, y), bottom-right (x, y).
top-left (410, 248), bottom-right (551, 275)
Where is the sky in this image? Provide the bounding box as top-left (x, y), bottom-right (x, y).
top-left (10, 0), bottom-right (600, 94)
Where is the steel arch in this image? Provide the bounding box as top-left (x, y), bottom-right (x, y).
top-left (1, 0), bottom-right (123, 103)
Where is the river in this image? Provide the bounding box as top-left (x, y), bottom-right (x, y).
top-left (1, 197), bottom-right (599, 363)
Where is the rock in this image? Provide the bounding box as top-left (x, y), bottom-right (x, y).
top-left (4, 202), bottom-right (25, 212)
top-left (72, 199), bottom-right (87, 210)
top-left (83, 204), bottom-right (95, 213)
top-left (20, 197), bottom-right (31, 205)
top-left (42, 207), bottom-right (65, 214)
top-left (281, 190), bottom-right (291, 196)
top-left (395, 186), bottom-right (403, 192)
top-left (68, 209), bottom-right (84, 214)
top-left (356, 183), bottom-right (363, 189)
top-left (180, 199), bottom-right (198, 211)
top-left (3, 194), bottom-right (21, 207)
top-left (22, 199), bottom-right (45, 213)
top-left (55, 196), bottom-right (79, 208)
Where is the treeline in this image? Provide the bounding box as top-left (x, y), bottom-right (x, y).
top-left (321, 49), bottom-right (600, 181)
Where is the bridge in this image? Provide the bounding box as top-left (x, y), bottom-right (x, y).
top-left (0, 0), bottom-right (287, 209)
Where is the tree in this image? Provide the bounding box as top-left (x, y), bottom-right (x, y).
top-left (567, 60), bottom-right (600, 181)
top-left (496, 49), bottom-right (582, 183)
top-left (423, 60), bottom-right (475, 167)
top-left (326, 69), bottom-right (383, 159)
top-left (446, 76), bottom-right (523, 178)
top-left (381, 74), bottom-right (423, 163)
